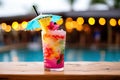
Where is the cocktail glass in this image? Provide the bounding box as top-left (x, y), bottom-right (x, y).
top-left (41, 30), bottom-right (66, 71)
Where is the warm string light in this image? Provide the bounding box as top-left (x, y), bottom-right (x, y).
top-left (76, 17), bottom-right (84, 31)
top-left (12, 21), bottom-right (19, 31)
top-left (21, 21), bottom-right (28, 29)
top-left (109, 18), bottom-right (117, 27)
top-left (66, 17), bottom-right (73, 22)
top-left (99, 17), bottom-right (106, 25)
top-left (88, 17), bottom-right (95, 25)
top-left (0, 17), bottom-right (119, 33)
top-left (77, 17), bottom-right (84, 25)
top-left (5, 25), bottom-right (11, 32)
top-left (0, 21), bottom-right (28, 32)
top-left (65, 17), bottom-right (73, 33)
top-left (12, 21), bottom-right (28, 31)
top-left (1, 23), bottom-right (7, 30)
top-left (65, 17), bottom-right (84, 32)
top-left (1, 23), bottom-right (11, 32)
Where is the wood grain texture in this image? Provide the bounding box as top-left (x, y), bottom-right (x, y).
top-left (0, 62), bottom-right (120, 80)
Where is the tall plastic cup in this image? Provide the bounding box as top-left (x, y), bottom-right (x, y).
top-left (41, 30), bottom-right (66, 71)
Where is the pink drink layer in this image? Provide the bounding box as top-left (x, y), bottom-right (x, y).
top-left (42, 30), bottom-right (66, 69)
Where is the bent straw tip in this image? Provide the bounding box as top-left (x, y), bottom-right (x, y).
top-left (32, 5), bottom-right (39, 16)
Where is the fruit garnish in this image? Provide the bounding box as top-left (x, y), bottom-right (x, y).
top-left (56, 18), bottom-right (63, 25)
top-left (47, 22), bottom-right (59, 30)
top-left (39, 17), bottom-right (51, 32)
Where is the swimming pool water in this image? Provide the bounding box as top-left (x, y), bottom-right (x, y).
top-left (0, 48), bottom-right (120, 62)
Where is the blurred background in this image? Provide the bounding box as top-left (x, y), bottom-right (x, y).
top-left (0, 0), bottom-right (120, 62)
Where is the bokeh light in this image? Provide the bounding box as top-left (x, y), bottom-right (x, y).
top-left (88, 17), bottom-right (95, 25)
top-left (65, 22), bottom-right (73, 30)
top-left (65, 21), bottom-right (73, 33)
top-left (66, 29), bottom-right (73, 33)
top-left (99, 17), bottom-right (106, 25)
top-left (21, 21), bottom-right (28, 29)
top-left (1, 23), bottom-right (7, 30)
top-left (5, 25), bottom-right (11, 32)
top-left (83, 24), bottom-right (91, 33)
top-left (72, 21), bottom-right (78, 29)
top-left (12, 21), bottom-right (19, 31)
top-left (77, 17), bottom-right (84, 25)
top-left (76, 25), bottom-right (83, 31)
top-left (109, 18), bottom-right (117, 27)
top-left (66, 17), bottom-right (73, 22)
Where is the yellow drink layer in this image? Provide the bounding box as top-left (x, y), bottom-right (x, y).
top-left (39, 17), bottom-right (51, 32)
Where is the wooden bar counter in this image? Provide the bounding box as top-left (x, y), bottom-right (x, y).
top-left (0, 62), bottom-right (120, 80)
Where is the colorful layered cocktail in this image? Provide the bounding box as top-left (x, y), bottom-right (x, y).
top-left (42, 30), bottom-right (66, 71)
top-left (26, 14), bottom-right (65, 71)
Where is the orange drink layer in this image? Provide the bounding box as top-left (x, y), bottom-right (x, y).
top-left (42, 30), bottom-right (66, 71)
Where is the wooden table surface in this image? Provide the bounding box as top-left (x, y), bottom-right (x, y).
top-left (0, 62), bottom-right (120, 80)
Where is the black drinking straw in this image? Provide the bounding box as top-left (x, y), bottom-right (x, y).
top-left (32, 5), bottom-right (39, 16)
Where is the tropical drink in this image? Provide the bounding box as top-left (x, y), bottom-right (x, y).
top-left (26, 14), bottom-right (65, 71)
top-left (42, 30), bottom-right (66, 71)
